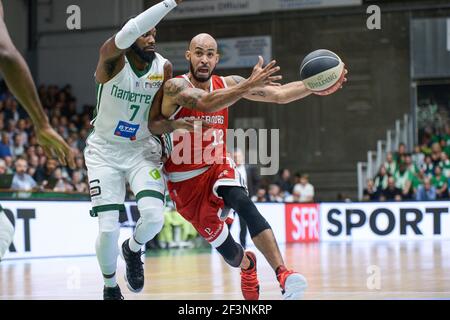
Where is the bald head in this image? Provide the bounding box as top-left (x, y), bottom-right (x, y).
top-left (186, 33), bottom-right (220, 83)
top-left (189, 33), bottom-right (217, 51)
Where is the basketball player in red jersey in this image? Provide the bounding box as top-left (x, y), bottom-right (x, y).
top-left (156, 34), bottom-right (347, 300)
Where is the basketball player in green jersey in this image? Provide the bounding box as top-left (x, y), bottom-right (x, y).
top-left (0, 0), bottom-right (75, 262)
top-left (86, 0), bottom-right (197, 300)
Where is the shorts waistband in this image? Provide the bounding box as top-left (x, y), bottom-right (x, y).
top-left (168, 167), bottom-right (210, 183)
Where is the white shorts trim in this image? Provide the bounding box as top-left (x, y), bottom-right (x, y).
top-left (210, 222), bottom-right (229, 248)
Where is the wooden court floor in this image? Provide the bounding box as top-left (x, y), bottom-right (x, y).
top-left (1, 241), bottom-right (450, 300)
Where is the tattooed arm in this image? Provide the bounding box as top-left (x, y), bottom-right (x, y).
top-left (161, 78), bottom-right (251, 114)
top-left (226, 75), bottom-right (313, 104)
top-left (227, 66), bottom-right (348, 104)
top-left (161, 56), bottom-right (282, 116)
top-left (149, 61), bottom-right (205, 134)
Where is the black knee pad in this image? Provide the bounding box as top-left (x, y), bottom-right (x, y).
top-left (218, 186), bottom-right (271, 238)
top-left (216, 232), bottom-right (244, 268)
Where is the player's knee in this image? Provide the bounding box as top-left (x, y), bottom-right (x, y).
top-left (215, 232), bottom-right (244, 268)
top-left (137, 196), bottom-right (165, 224)
top-left (219, 186), bottom-right (271, 238)
top-left (97, 210), bottom-right (120, 234)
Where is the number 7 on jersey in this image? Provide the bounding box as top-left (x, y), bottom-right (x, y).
top-left (129, 104), bottom-right (140, 121)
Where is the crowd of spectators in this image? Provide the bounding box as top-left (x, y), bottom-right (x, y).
top-left (0, 82), bottom-right (90, 194)
top-left (247, 169), bottom-right (315, 204)
top-left (363, 126), bottom-right (450, 201)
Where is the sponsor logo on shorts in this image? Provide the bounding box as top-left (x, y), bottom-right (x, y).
top-left (204, 224), bottom-right (223, 242)
top-left (150, 169), bottom-right (161, 180)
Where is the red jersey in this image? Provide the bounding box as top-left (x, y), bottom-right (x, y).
top-left (164, 74), bottom-right (230, 174)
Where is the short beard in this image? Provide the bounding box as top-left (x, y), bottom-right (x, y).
top-left (130, 43), bottom-right (156, 64)
top-left (190, 61), bottom-right (214, 83)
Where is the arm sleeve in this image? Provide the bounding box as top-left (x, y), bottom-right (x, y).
top-left (115, 0), bottom-right (177, 50)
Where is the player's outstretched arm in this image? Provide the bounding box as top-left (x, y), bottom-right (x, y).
top-left (0, 11), bottom-right (75, 168)
top-left (229, 68), bottom-right (348, 104)
top-left (96, 0), bottom-right (181, 83)
top-left (161, 56), bottom-right (281, 115)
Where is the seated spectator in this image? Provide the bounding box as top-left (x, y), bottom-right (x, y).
top-left (411, 168), bottom-right (426, 196)
top-left (415, 177), bottom-right (437, 201)
top-left (71, 171), bottom-right (88, 193)
top-left (384, 152), bottom-right (397, 175)
top-left (0, 132), bottom-right (12, 158)
top-left (440, 139), bottom-right (450, 158)
top-left (421, 155), bottom-right (435, 177)
top-left (11, 158), bottom-right (37, 191)
top-left (251, 187), bottom-right (269, 202)
top-left (3, 156), bottom-right (13, 170)
top-left (394, 163), bottom-right (413, 199)
top-left (35, 158), bottom-right (58, 186)
top-left (276, 168), bottom-right (293, 195)
top-left (431, 142), bottom-right (442, 167)
top-left (52, 168), bottom-right (73, 192)
top-left (443, 125), bottom-right (450, 146)
top-left (374, 165), bottom-right (390, 192)
top-left (420, 142), bottom-right (432, 156)
top-left (73, 156), bottom-right (87, 181)
top-left (15, 119), bottom-right (29, 145)
top-left (432, 166), bottom-right (448, 199)
top-left (11, 134), bottom-right (25, 158)
top-left (394, 142), bottom-right (407, 166)
top-left (404, 154), bottom-right (418, 176)
top-left (412, 145), bottom-right (425, 168)
top-left (363, 179), bottom-right (379, 201)
top-left (267, 184), bottom-right (283, 202)
top-left (382, 177), bottom-right (402, 201)
top-left (0, 158), bottom-right (12, 175)
top-left (293, 174), bottom-right (315, 202)
top-left (285, 191), bottom-right (301, 203)
top-left (439, 152), bottom-right (450, 179)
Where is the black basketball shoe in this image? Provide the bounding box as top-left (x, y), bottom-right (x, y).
top-left (103, 285), bottom-right (124, 300)
top-left (121, 239), bottom-right (144, 292)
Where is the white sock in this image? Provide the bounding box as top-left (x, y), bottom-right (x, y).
top-left (103, 273), bottom-right (117, 288)
top-left (128, 236), bottom-right (144, 253)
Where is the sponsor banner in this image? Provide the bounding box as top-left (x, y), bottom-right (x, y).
top-left (320, 202), bottom-right (450, 241)
top-left (4, 201), bottom-right (288, 260)
top-left (285, 203), bottom-right (319, 243)
top-left (158, 36), bottom-right (272, 71)
top-left (166, 0), bottom-right (361, 19)
top-left (2, 201), bottom-right (137, 260)
top-left (167, 0), bottom-right (261, 20)
top-left (266, 0), bottom-right (362, 11)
